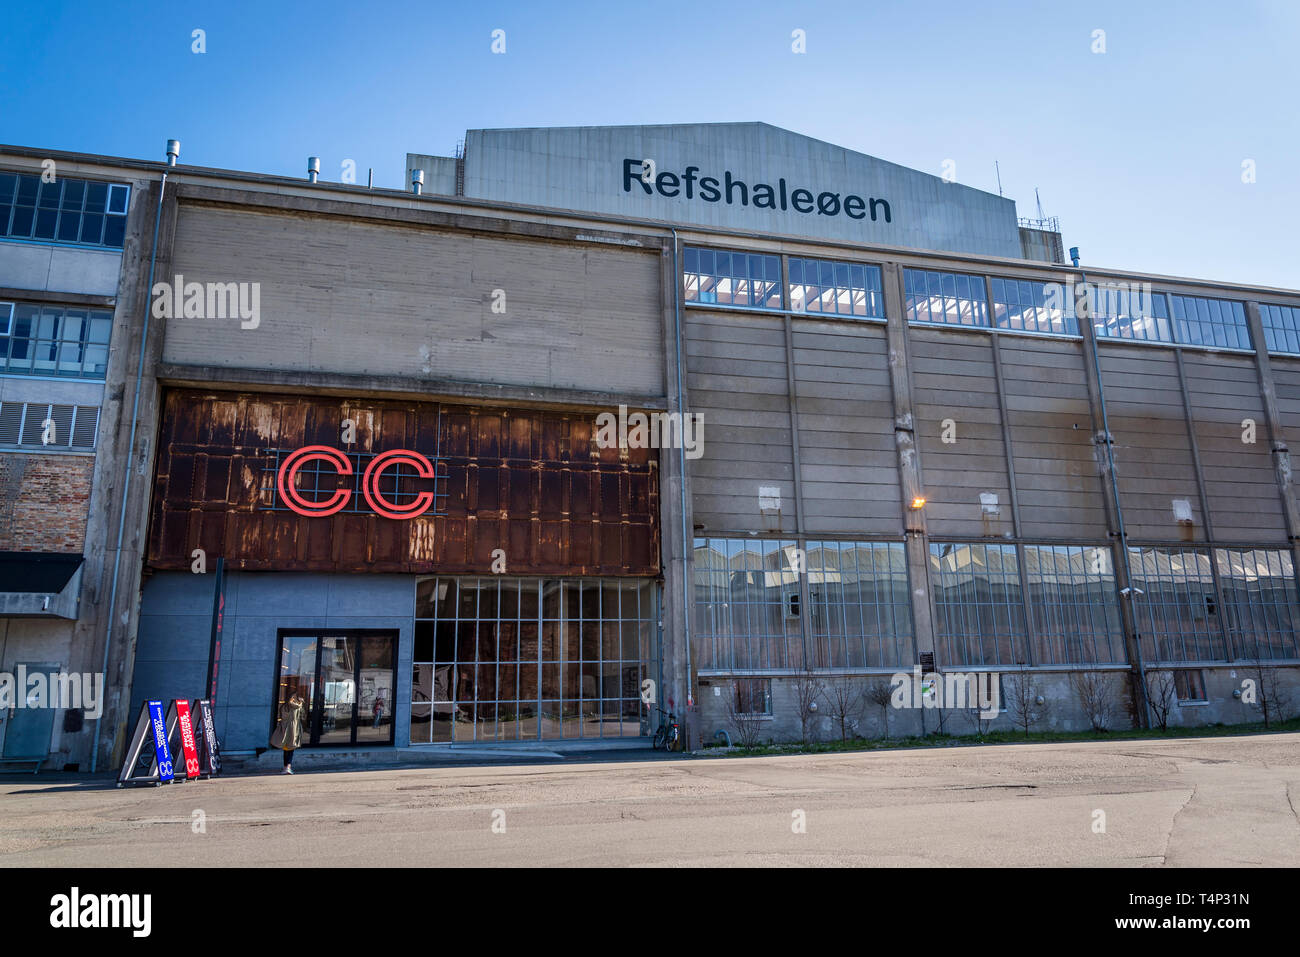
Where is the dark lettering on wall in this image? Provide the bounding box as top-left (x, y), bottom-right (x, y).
top-left (621, 158), bottom-right (892, 226)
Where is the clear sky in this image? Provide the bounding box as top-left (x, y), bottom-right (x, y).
top-left (3, 0), bottom-right (1297, 287)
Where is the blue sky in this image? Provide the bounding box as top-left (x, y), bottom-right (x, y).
top-left (3, 0), bottom-right (1297, 287)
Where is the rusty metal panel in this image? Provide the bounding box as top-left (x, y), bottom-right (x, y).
top-left (147, 389), bottom-right (660, 576)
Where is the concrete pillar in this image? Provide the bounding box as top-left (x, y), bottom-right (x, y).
top-left (1077, 295), bottom-right (1150, 726)
top-left (881, 262), bottom-right (937, 664)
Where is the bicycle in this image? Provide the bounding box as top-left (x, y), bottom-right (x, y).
top-left (651, 707), bottom-right (679, 751)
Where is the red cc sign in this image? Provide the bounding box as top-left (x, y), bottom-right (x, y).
top-left (276, 445), bottom-right (438, 519)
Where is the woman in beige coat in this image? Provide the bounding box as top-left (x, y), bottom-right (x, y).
top-left (270, 693), bottom-right (306, 774)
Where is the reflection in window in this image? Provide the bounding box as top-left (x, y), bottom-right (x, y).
top-left (0, 302), bottom-right (113, 379)
top-left (1092, 286), bottom-right (1172, 343)
top-left (1127, 547), bottom-right (1226, 664)
top-left (693, 538), bottom-right (912, 673)
top-left (693, 538), bottom-right (804, 671)
top-left (990, 277), bottom-right (1076, 335)
top-left (1169, 294), bottom-right (1250, 350)
top-left (0, 173), bottom-right (129, 249)
top-left (683, 246), bottom-right (782, 309)
top-left (930, 542), bottom-right (1026, 667)
top-left (1022, 544), bottom-right (1124, 664)
top-left (1215, 548), bottom-right (1300, 661)
top-left (1173, 669), bottom-right (1207, 702)
top-left (904, 268), bottom-right (989, 327)
top-left (804, 541), bottom-right (911, 669)
top-left (788, 257), bottom-right (884, 319)
top-left (733, 678), bottom-right (772, 714)
top-left (1260, 303), bottom-right (1300, 356)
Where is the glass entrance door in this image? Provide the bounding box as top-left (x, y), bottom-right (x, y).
top-left (276, 631), bottom-right (396, 747)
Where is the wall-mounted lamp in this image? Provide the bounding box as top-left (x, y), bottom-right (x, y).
top-left (910, 497), bottom-right (927, 510)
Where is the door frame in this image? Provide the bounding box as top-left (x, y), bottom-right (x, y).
top-left (271, 630), bottom-right (397, 748)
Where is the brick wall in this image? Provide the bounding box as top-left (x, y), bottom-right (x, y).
top-left (0, 453), bottom-right (94, 552)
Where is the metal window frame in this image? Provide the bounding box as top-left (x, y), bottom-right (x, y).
top-left (412, 575), bottom-right (658, 743)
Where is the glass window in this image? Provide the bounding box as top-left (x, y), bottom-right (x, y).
top-left (789, 256), bottom-right (884, 319)
top-left (0, 301), bottom-right (114, 379)
top-left (0, 173), bottom-right (128, 249)
top-left (904, 268), bottom-right (989, 327)
top-left (1022, 544), bottom-right (1124, 664)
top-left (1169, 294), bottom-right (1250, 350)
top-left (1172, 669), bottom-right (1207, 702)
top-left (1260, 303), bottom-right (1300, 356)
top-left (1092, 286), bottom-right (1172, 343)
top-left (930, 543), bottom-right (1026, 667)
top-left (805, 541), bottom-right (912, 668)
top-left (1128, 547), bottom-right (1226, 664)
top-left (733, 678), bottom-right (772, 714)
top-left (683, 246), bottom-right (781, 310)
top-left (693, 538), bottom-right (804, 671)
top-left (990, 276), bottom-right (1077, 335)
top-left (1215, 548), bottom-right (1300, 661)
top-left (412, 577), bottom-right (657, 743)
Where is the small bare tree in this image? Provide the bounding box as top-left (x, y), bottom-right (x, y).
top-left (864, 678), bottom-right (896, 739)
top-left (821, 677), bottom-right (864, 742)
top-left (791, 672), bottom-right (826, 744)
top-left (964, 675), bottom-right (996, 739)
top-left (1005, 671), bottom-right (1050, 736)
top-left (1071, 670), bottom-right (1118, 732)
top-left (1247, 658), bottom-right (1295, 729)
top-left (727, 679), bottom-right (768, 749)
top-left (1145, 670), bottom-right (1176, 731)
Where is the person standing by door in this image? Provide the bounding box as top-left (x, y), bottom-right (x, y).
top-left (270, 692), bottom-right (306, 775)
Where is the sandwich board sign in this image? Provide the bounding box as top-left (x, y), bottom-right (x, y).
top-left (117, 700), bottom-right (175, 787)
top-left (192, 699), bottom-right (221, 777)
top-left (168, 699), bottom-right (202, 781)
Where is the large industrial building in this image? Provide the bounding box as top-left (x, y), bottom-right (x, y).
top-left (2, 122), bottom-right (1299, 770)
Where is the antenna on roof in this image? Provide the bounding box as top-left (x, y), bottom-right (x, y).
top-left (994, 161), bottom-right (1003, 197)
top-left (1035, 188), bottom-right (1045, 221)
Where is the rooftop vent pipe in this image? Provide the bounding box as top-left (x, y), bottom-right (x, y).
top-left (411, 169), bottom-right (424, 195)
top-left (165, 139), bottom-right (180, 166)
top-left (307, 157), bottom-right (321, 183)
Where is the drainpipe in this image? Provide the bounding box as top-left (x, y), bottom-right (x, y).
top-left (669, 228), bottom-right (693, 711)
top-left (91, 162), bottom-right (169, 772)
top-left (1076, 256), bottom-right (1153, 728)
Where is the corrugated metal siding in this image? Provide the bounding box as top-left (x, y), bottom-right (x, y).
top-left (684, 311), bottom-right (793, 533)
top-left (910, 328), bottom-right (1014, 538)
top-left (146, 389), bottom-right (660, 575)
top-left (791, 321), bottom-right (900, 533)
top-left (1183, 353), bottom-right (1285, 541)
top-left (1098, 346), bottom-right (1203, 541)
top-left (163, 205), bottom-right (665, 397)
top-left (998, 337), bottom-right (1108, 540)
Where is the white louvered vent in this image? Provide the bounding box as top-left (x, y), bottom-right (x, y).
top-left (0, 402), bottom-right (99, 451)
top-left (0, 402), bottom-right (21, 445)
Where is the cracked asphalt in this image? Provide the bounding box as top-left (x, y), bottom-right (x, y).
top-left (2, 733), bottom-right (1298, 866)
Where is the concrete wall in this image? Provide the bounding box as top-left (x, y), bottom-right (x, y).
top-left (450, 124), bottom-right (1023, 257)
top-left (162, 204), bottom-right (666, 399)
top-left (697, 666), bottom-right (1300, 744)
top-left (133, 572), bottom-right (414, 753)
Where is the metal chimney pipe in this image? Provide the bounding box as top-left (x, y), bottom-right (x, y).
top-left (307, 157), bottom-right (321, 183)
top-left (165, 139), bottom-right (180, 166)
top-left (411, 169), bottom-right (424, 195)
